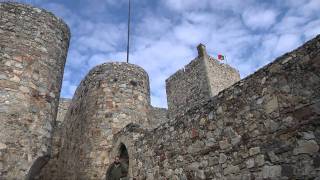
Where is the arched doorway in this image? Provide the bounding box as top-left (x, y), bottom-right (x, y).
top-left (106, 143), bottom-right (129, 180)
top-left (25, 155), bottom-right (50, 180)
top-left (119, 143), bottom-right (129, 165)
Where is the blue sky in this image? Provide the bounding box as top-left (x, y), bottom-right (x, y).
top-left (9, 0), bottom-right (320, 107)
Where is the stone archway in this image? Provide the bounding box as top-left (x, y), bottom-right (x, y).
top-left (25, 155), bottom-right (50, 180)
top-left (106, 143), bottom-right (129, 180)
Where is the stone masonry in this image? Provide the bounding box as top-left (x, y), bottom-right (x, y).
top-left (55, 98), bottom-right (71, 126)
top-left (0, 2), bottom-right (70, 179)
top-left (166, 44), bottom-right (240, 119)
top-left (51, 62), bottom-right (151, 180)
top-left (113, 34), bottom-right (320, 179)
top-left (0, 2), bottom-right (319, 180)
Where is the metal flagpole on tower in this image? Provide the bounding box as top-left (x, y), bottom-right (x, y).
top-left (126, 0), bottom-right (131, 63)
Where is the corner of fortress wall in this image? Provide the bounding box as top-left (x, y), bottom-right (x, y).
top-left (113, 34), bottom-right (320, 179)
top-left (0, 2), bottom-right (70, 179)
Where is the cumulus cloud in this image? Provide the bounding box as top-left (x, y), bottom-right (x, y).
top-left (274, 16), bottom-right (307, 34)
top-left (173, 21), bottom-right (211, 46)
top-left (304, 19), bottom-right (320, 39)
top-left (135, 16), bottom-right (172, 41)
top-left (87, 54), bottom-right (110, 69)
top-left (242, 8), bottom-right (279, 30)
top-left (274, 34), bottom-right (302, 55)
top-left (66, 49), bottom-right (89, 69)
top-left (61, 80), bottom-right (77, 98)
top-left (77, 23), bottom-right (126, 52)
top-left (297, 0), bottom-right (320, 18)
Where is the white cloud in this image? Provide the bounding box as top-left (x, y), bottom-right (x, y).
top-left (304, 19), bottom-right (320, 39)
top-left (151, 94), bottom-right (167, 108)
top-left (298, 0), bottom-right (320, 18)
top-left (61, 81), bottom-right (77, 98)
top-left (242, 8), bottom-right (278, 30)
top-left (274, 34), bottom-right (302, 55)
top-left (163, 0), bottom-right (249, 13)
top-left (81, 0), bottom-right (127, 15)
top-left (260, 34), bottom-right (279, 58)
top-left (173, 21), bottom-right (211, 46)
top-left (32, 0), bottom-right (319, 108)
top-left (209, 0), bottom-right (247, 12)
top-left (274, 16), bottom-right (307, 34)
top-left (66, 49), bottom-right (89, 69)
top-left (76, 23), bottom-right (126, 52)
top-left (87, 54), bottom-right (110, 69)
top-left (135, 16), bottom-right (172, 42)
top-left (163, 0), bottom-right (207, 11)
top-left (132, 40), bottom-right (194, 72)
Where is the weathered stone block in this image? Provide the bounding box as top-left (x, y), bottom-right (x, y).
top-left (293, 140), bottom-right (319, 155)
top-left (219, 153), bottom-right (227, 164)
top-left (262, 165), bottom-right (281, 178)
top-left (246, 158), bottom-right (254, 169)
top-left (224, 165), bottom-right (240, 175)
top-left (249, 147), bottom-right (260, 156)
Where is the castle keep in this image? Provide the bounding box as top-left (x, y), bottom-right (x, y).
top-left (0, 2), bottom-right (320, 180)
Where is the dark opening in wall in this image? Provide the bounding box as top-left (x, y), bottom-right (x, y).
top-left (130, 80), bottom-right (138, 87)
top-left (119, 143), bottom-right (129, 163)
top-left (26, 155), bottom-right (50, 180)
top-left (105, 112), bottom-right (113, 118)
top-left (106, 143), bottom-right (129, 180)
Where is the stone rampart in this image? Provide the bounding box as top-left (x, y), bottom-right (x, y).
top-left (113, 35), bottom-right (320, 179)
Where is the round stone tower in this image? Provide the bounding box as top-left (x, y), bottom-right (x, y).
top-left (55, 62), bottom-right (150, 180)
top-left (0, 2), bottom-right (70, 179)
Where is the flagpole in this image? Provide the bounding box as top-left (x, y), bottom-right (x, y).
top-left (126, 0), bottom-right (131, 63)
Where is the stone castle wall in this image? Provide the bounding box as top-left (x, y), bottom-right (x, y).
top-left (149, 107), bottom-right (169, 129)
top-left (36, 98), bottom-right (71, 179)
top-left (204, 56), bottom-right (240, 96)
top-left (166, 55), bottom-right (210, 119)
top-left (1, 2), bottom-right (319, 180)
top-left (37, 99), bottom-right (168, 179)
top-left (112, 35), bottom-right (320, 179)
top-left (0, 2), bottom-right (70, 179)
top-left (43, 63), bottom-right (151, 180)
top-left (166, 45), bottom-right (240, 119)
top-left (55, 98), bottom-right (71, 126)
